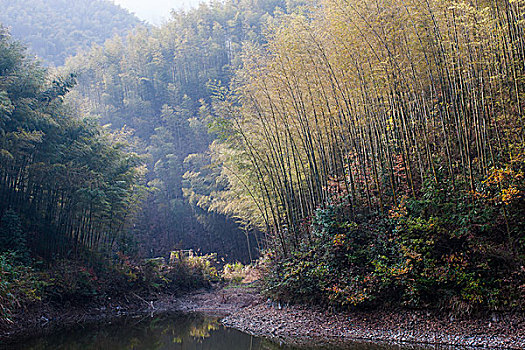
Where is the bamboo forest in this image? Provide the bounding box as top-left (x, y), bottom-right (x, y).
top-left (0, 0), bottom-right (524, 348)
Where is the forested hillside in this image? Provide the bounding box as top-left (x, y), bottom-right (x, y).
top-left (205, 0), bottom-right (525, 312)
top-left (64, 0), bottom-right (288, 261)
top-left (0, 0), bottom-right (141, 66)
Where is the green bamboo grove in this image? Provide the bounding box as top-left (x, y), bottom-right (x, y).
top-left (214, 0), bottom-right (524, 254)
top-left (0, 29), bottom-right (145, 258)
top-left (207, 0), bottom-right (525, 307)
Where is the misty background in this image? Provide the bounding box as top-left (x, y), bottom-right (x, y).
top-left (113, 0), bottom-right (205, 24)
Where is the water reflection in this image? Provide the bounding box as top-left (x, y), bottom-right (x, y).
top-left (10, 313), bottom-right (283, 350)
top-left (7, 313), bottom-right (429, 350)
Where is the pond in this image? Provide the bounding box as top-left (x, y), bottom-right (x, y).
top-left (5, 313), bottom-right (420, 350)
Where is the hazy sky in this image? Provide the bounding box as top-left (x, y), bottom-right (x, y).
top-left (112, 0), bottom-right (204, 25)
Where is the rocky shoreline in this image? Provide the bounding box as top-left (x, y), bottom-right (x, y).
top-left (223, 302), bottom-right (525, 349)
top-left (180, 286), bottom-right (525, 349)
top-left (2, 285), bottom-right (525, 349)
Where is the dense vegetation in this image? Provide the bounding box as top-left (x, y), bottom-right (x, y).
top-left (206, 0), bottom-right (525, 312)
top-left (0, 28), bottom-right (144, 259)
top-left (0, 0), bottom-right (141, 66)
top-left (1, 0), bottom-right (524, 328)
top-left (63, 0), bottom-right (289, 261)
top-left (0, 27), bottom-right (212, 325)
top-left (0, 0), bottom-right (283, 327)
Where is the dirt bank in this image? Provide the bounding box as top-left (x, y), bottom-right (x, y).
top-left (0, 292), bottom-right (180, 344)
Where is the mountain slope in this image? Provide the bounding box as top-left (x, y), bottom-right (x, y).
top-left (0, 0), bottom-right (142, 66)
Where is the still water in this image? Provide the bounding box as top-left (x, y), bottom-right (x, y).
top-left (6, 313), bottom-right (416, 350)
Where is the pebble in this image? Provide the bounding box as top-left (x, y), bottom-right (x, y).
top-left (221, 302), bottom-right (525, 349)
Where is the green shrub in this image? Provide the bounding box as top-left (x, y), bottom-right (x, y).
top-left (222, 262), bottom-right (245, 284)
top-left (168, 253), bottom-right (219, 291)
top-left (39, 260), bottom-right (101, 303)
top-left (0, 252), bottom-right (40, 326)
top-left (264, 177), bottom-right (525, 313)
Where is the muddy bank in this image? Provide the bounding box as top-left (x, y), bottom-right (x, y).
top-left (174, 285), bottom-right (262, 316)
top-left (0, 291), bottom-right (182, 344)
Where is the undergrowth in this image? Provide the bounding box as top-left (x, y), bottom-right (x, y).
top-left (0, 251), bottom-right (219, 327)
